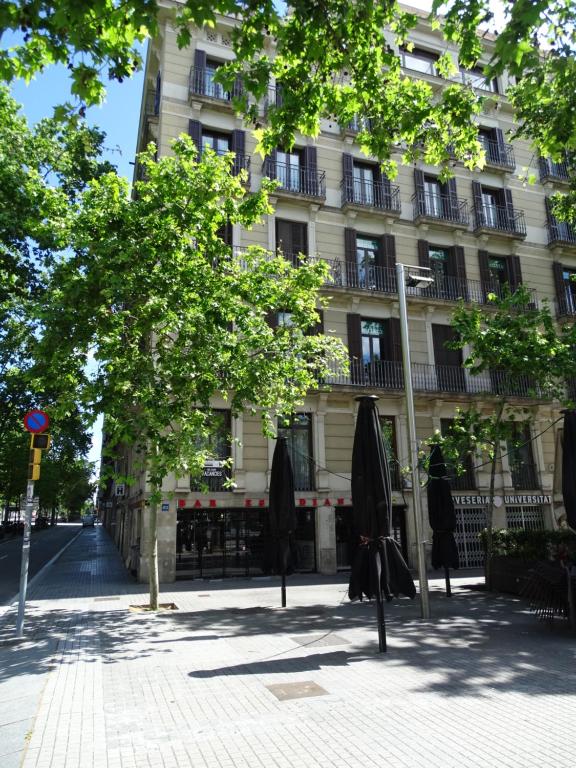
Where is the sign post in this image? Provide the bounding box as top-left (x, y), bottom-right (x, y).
top-left (17, 410), bottom-right (50, 638)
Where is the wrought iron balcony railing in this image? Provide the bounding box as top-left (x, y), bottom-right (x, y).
top-left (344, 116), bottom-right (373, 134)
top-left (539, 156), bottom-right (571, 183)
top-left (326, 359), bottom-right (547, 399)
top-left (556, 289), bottom-right (576, 318)
top-left (548, 220), bottom-right (576, 248)
top-left (480, 139), bottom-right (515, 170)
top-left (341, 178), bottom-right (401, 212)
top-left (189, 66), bottom-right (243, 102)
top-left (412, 191), bottom-right (469, 226)
top-left (262, 159), bottom-right (326, 198)
top-left (473, 203), bottom-right (527, 237)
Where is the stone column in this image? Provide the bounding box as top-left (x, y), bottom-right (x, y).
top-left (316, 504), bottom-right (336, 574)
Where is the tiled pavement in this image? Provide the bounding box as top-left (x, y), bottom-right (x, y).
top-left (1, 527), bottom-right (575, 768)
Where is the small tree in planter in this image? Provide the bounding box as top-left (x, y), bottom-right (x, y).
top-left (425, 287), bottom-right (576, 589)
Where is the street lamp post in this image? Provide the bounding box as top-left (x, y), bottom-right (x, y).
top-left (396, 262), bottom-right (431, 620)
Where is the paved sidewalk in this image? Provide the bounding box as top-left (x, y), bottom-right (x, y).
top-left (1, 527), bottom-right (575, 768)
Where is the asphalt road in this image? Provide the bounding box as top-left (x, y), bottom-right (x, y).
top-left (0, 523), bottom-right (82, 605)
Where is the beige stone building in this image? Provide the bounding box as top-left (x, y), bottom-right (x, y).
top-left (101, 6), bottom-right (576, 583)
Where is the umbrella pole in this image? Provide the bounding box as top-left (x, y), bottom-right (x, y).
top-left (373, 547), bottom-right (387, 653)
top-left (281, 570), bottom-right (286, 608)
top-left (444, 566), bottom-right (452, 597)
top-left (375, 593), bottom-right (387, 652)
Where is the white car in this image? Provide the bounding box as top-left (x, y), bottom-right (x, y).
top-left (81, 514), bottom-right (95, 527)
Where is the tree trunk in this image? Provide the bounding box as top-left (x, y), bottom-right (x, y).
top-left (148, 493), bottom-right (159, 610)
top-left (485, 400), bottom-right (506, 591)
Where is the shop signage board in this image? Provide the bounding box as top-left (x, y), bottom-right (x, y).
top-left (161, 502), bottom-right (170, 512)
top-left (452, 494), bottom-right (551, 506)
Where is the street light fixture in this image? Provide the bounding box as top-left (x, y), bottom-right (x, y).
top-left (396, 262), bottom-right (431, 620)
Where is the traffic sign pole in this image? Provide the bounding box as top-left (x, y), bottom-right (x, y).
top-left (17, 409), bottom-right (51, 638)
top-left (16, 479), bottom-right (35, 638)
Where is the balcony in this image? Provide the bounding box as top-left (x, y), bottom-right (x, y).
top-left (473, 202), bottom-right (526, 238)
top-left (510, 464), bottom-right (540, 490)
top-left (262, 159), bottom-right (326, 200)
top-left (326, 359), bottom-right (547, 399)
top-left (341, 116), bottom-right (373, 137)
top-left (321, 259), bottom-right (539, 308)
top-left (341, 177), bottom-right (401, 214)
top-left (412, 191), bottom-right (469, 228)
top-left (547, 220), bottom-right (576, 249)
top-left (481, 139), bottom-right (515, 171)
top-left (189, 66), bottom-right (243, 107)
top-left (539, 157), bottom-right (571, 184)
top-left (145, 90), bottom-right (160, 119)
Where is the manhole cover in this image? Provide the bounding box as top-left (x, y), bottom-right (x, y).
top-left (266, 681), bottom-right (328, 701)
top-left (290, 634), bottom-right (349, 648)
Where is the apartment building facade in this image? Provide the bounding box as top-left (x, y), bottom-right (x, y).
top-left (101, 7), bottom-right (576, 584)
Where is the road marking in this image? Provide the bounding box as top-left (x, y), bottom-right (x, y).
top-left (0, 555), bottom-right (7, 561)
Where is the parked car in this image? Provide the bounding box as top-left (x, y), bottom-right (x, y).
top-left (35, 516), bottom-right (50, 530)
top-left (81, 514), bottom-right (95, 527)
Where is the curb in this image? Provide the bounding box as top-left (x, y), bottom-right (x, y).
top-left (4, 527), bottom-right (85, 612)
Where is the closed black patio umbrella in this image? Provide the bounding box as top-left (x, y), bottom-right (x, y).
top-left (427, 444), bottom-right (459, 596)
top-left (348, 396), bottom-right (416, 652)
top-left (269, 436), bottom-right (297, 607)
top-left (562, 410), bottom-right (576, 530)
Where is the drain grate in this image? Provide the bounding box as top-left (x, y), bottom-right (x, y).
top-left (289, 634), bottom-right (349, 648)
top-left (266, 681), bottom-right (328, 701)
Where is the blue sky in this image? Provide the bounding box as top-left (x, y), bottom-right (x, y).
top-left (10, 50), bottom-right (147, 477)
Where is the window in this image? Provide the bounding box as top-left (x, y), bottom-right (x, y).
top-left (478, 128), bottom-right (500, 165)
top-left (204, 59), bottom-right (229, 100)
top-left (488, 256), bottom-right (508, 288)
top-left (432, 325), bottom-right (466, 392)
top-left (277, 311), bottom-right (294, 327)
top-left (429, 246), bottom-right (450, 280)
top-left (440, 419), bottom-right (476, 490)
top-left (361, 319), bottom-right (386, 364)
top-left (276, 219), bottom-right (307, 264)
top-left (276, 149), bottom-right (302, 192)
top-left (507, 423), bottom-right (539, 490)
top-left (379, 416), bottom-right (401, 490)
top-left (190, 410), bottom-right (232, 492)
top-left (202, 131), bottom-right (230, 155)
top-left (356, 236), bottom-right (380, 289)
top-left (401, 48), bottom-right (437, 76)
top-left (460, 66), bottom-right (498, 93)
top-left (481, 189), bottom-right (499, 227)
top-left (278, 414), bottom-right (314, 491)
top-left (424, 176), bottom-right (443, 217)
top-left (563, 269), bottom-right (576, 313)
top-left (353, 163), bottom-right (375, 205)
